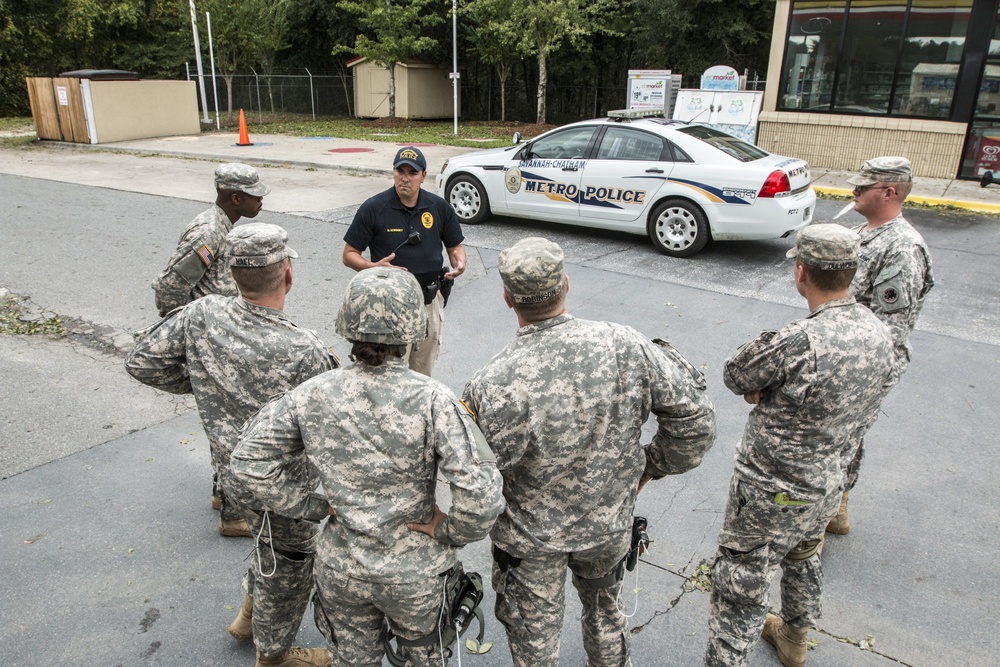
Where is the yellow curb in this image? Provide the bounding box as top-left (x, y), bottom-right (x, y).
top-left (813, 186), bottom-right (1000, 214)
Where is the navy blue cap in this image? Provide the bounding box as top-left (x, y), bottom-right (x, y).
top-left (393, 146), bottom-right (426, 172)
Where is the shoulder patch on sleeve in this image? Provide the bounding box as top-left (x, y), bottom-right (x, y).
top-left (196, 244), bottom-right (215, 266)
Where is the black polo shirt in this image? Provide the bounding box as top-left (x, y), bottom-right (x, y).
top-left (344, 186), bottom-right (464, 285)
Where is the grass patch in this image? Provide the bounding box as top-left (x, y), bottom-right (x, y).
top-left (0, 295), bottom-right (67, 336)
top-left (203, 113), bottom-right (554, 149)
top-left (0, 116), bottom-right (33, 132)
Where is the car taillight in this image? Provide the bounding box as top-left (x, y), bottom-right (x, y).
top-left (758, 170), bottom-right (791, 198)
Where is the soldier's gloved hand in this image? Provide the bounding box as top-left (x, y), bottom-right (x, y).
top-left (637, 472), bottom-right (653, 493)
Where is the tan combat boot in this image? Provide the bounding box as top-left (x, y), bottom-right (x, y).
top-left (228, 594), bottom-right (253, 641)
top-left (825, 491), bottom-right (850, 534)
top-left (761, 613), bottom-right (808, 667)
top-left (256, 647), bottom-right (331, 667)
top-left (211, 494), bottom-right (222, 511)
top-left (219, 516), bottom-right (253, 538)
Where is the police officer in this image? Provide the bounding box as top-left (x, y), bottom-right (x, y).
top-left (152, 163), bottom-right (269, 317)
top-left (462, 237), bottom-right (716, 667)
top-left (127, 223), bottom-right (335, 667)
top-left (704, 225), bottom-right (895, 667)
top-left (830, 156), bottom-right (935, 534)
top-left (341, 146), bottom-right (466, 376)
top-left (231, 267), bottom-right (504, 667)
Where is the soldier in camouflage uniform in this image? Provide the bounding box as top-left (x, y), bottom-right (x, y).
top-left (126, 224), bottom-right (334, 667)
top-left (462, 237), bottom-right (716, 667)
top-left (231, 267), bottom-right (504, 667)
top-left (704, 225), bottom-right (895, 667)
top-left (829, 156), bottom-right (935, 534)
top-left (152, 163), bottom-right (269, 317)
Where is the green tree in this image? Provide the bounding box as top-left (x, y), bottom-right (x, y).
top-left (512, 0), bottom-right (620, 124)
top-left (335, 0), bottom-right (443, 118)
top-left (200, 0), bottom-right (289, 118)
top-left (464, 0), bottom-right (520, 121)
top-left (631, 0), bottom-right (774, 87)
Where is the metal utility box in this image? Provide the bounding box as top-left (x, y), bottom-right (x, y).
top-left (26, 71), bottom-right (200, 144)
top-left (347, 57), bottom-right (457, 119)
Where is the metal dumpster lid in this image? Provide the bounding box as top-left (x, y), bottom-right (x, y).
top-left (58, 69), bottom-right (139, 80)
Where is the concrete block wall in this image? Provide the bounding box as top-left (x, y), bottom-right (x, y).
top-left (756, 111), bottom-right (966, 178)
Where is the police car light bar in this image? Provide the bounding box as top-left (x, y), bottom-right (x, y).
top-left (607, 108), bottom-right (667, 119)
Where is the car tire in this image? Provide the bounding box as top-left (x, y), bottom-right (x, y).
top-left (647, 199), bottom-right (710, 257)
top-left (447, 174), bottom-right (491, 225)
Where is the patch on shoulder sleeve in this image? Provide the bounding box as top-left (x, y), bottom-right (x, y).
top-left (196, 244), bottom-right (215, 266)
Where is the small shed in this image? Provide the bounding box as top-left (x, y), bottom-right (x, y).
top-left (26, 70), bottom-right (200, 144)
top-left (347, 57), bottom-right (458, 119)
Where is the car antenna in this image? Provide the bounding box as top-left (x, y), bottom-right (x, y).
top-left (683, 105), bottom-right (712, 125)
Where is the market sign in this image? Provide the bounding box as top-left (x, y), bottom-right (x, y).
top-left (701, 65), bottom-right (739, 91)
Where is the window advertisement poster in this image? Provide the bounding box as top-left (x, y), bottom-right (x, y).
top-left (974, 133), bottom-right (1000, 176)
top-left (627, 70), bottom-right (671, 110)
top-left (700, 65), bottom-right (740, 91)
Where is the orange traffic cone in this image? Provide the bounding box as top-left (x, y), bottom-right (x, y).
top-left (236, 109), bottom-right (253, 146)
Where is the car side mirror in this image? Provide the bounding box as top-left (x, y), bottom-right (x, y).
top-left (512, 131), bottom-right (522, 145)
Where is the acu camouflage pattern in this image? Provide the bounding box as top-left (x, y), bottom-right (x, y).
top-left (463, 314), bottom-right (716, 555)
top-left (721, 297), bottom-right (893, 503)
top-left (215, 162), bottom-right (270, 197)
top-left (231, 355), bottom-right (504, 584)
top-left (706, 479), bottom-right (840, 666)
top-left (851, 213), bottom-right (934, 379)
top-left (463, 314), bottom-right (715, 666)
top-left (124, 293), bottom-right (335, 657)
top-left (705, 297), bottom-right (894, 666)
top-left (335, 267), bottom-right (428, 345)
top-left (312, 562), bottom-right (450, 667)
top-left (152, 205), bottom-right (237, 316)
top-left (492, 531), bottom-right (631, 667)
top-left (231, 356), bottom-right (503, 665)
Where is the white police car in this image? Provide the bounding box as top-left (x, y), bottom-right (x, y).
top-left (436, 117), bottom-right (815, 257)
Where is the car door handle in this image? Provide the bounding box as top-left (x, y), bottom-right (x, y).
top-left (645, 168), bottom-right (664, 174)
top-left (562, 166), bottom-right (578, 172)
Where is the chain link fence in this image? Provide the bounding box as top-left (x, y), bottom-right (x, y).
top-left (187, 69), bottom-right (354, 122)
top-left (184, 67), bottom-right (765, 126)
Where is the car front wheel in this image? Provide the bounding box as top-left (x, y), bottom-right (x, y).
top-left (447, 175), bottom-right (491, 225)
top-left (647, 199), bottom-right (710, 257)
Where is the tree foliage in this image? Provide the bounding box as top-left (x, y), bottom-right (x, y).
top-left (0, 0), bottom-right (776, 123)
top-left (335, 0), bottom-right (443, 117)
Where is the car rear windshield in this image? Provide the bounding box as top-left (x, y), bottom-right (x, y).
top-left (675, 125), bottom-right (769, 162)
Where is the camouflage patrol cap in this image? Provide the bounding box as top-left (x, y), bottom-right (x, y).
top-left (335, 268), bottom-right (428, 345)
top-left (228, 223), bottom-right (298, 267)
top-left (847, 156), bottom-right (912, 186)
top-left (786, 223), bottom-right (859, 270)
top-left (215, 163), bottom-right (271, 197)
top-left (498, 237), bottom-right (565, 304)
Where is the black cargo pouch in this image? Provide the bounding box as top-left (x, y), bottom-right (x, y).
top-left (383, 564), bottom-right (486, 667)
top-left (492, 544), bottom-right (522, 573)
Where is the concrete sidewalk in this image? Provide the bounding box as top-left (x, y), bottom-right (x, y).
top-left (37, 129), bottom-right (1000, 214)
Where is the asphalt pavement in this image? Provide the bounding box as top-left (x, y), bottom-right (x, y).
top-left (0, 132), bottom-right (998, 667)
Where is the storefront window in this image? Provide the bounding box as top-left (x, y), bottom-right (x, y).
top-left (781, 2), bottom-right (846, 110)
top-left (892, 0), bottom-right (971, 116)
top-left (780, 0), bottom-right (972, 118)
top-left (833, 0), bottom-right (908, 114)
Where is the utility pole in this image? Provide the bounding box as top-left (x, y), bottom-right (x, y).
top-left (187, 0), bottom-right (210, 124)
